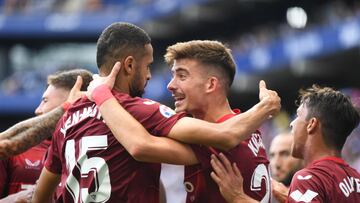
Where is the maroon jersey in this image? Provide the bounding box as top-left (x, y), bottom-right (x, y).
top-left (184, 110), bottom-right (271, 203)
top-left (45, 91), bottom-right (185, 203)
top-left (287, 156), bottom-right (360, 203)
top-left (0, 140), bottom-right (50, 197)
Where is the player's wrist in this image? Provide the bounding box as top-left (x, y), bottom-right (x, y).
top-left (92, 84), bottom-right (115, 106)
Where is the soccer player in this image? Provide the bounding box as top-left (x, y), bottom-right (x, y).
top-left (33, 23), bottom-right (280, 202)
top-left (269, 132), bottom-right (303, 186)
top-left (0, 69), bottom-right (92, 202)
top-left (86, 40), bottom-right (277, 202)
top-left (210, 85), bottom-right (360, 203)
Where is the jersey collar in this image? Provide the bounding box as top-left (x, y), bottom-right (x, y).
top-left (216, 109), bottom-right (241, 123)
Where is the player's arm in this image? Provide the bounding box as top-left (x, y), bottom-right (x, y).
top-left (89, 63), bottom-right (280, 150)
top-left (98, 98), bottom-right (198, 165)
top-left (168, 83), bottom-right (279, 150)
top-left (0, 76), bottom-right (84, 159)
top-left (32, 168), bottom-right (60, 203)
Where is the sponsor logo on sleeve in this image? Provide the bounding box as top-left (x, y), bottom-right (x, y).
top-left (290, 189), bottom-right (318, 202)
top-left (159, 105), bottom-right (176, 118)
top-left (297, 175), bottom-right (312, 180)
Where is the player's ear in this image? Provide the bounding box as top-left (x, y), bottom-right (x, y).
top-left (123, 56), bottom-right (134, 75)
top-left (307, 117), bottom-right (318, 135)
top-left (205, 76), bottom-right (219, 93)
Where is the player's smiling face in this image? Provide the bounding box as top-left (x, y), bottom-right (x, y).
top-left (167, 59), bottom-right (208, 114)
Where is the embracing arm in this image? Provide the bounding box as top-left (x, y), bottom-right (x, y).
top-left (0, 107), bottom-right (64, 159)
top-left (0, 76), bottom-right (84, 159)
top-left (98, 98), bottom-right (198, 165)
top-left (32, 168), bottom-right (60, 203)
top-left (168, 92), bottom-right (279, 150)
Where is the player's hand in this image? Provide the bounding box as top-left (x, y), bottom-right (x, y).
top-left (258, 80), bottom-right (281, 118)
top-left (210, 153), bottom-right (257, 203)
top-left (86, 62), bottom-right (121, 101)
top-left (272, 179), bottom-right (288, 203)
top-left (66, 75), bottom-right (85, 104)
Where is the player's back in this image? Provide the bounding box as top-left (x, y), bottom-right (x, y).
top-left (47, 92), bottom-right (183, 203)
top-left (288, 157), bottom-right (360, 203)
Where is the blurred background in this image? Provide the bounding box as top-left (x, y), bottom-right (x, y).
top-left (0, 0), bottom-right (359, 169)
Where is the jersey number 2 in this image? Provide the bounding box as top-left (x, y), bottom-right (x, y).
top-left (250, 164), bottom-right (270, 203)
top-left (65, 135), bottom-right (111, 203)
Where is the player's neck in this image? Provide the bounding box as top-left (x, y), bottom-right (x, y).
top-left (194, 99), bottom-right (233, 123)
top-left (304, 138), bottom-right (341, 166)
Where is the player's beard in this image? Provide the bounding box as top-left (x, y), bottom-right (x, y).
top-left (129, 70), bottom-right (145, 97)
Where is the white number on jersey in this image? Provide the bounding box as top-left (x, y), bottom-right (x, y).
top-left (65, 135), bottom-right (111, 203)
top-left (250, 164), bottom-right (270, 203)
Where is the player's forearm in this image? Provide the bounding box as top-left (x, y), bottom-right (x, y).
top-left (98, 98), bottom-right (153, 156)
top-left (219, 99), bottom-right (274, 149)
top-left (32, 168), bottom-right (60, 203)
top-left (0, 106), bottom-right (64, 159)
top-left (99, 99), bottom-right (198, 165)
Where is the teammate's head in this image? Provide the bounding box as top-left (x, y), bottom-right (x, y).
top-left (96, 22), bottom-right (153, 97)
top-left (165, 40), bottom-right (236, 114)
top-left (35, 69), bottom-right (93, 115)
top-left (269, 132), bottom-right (302, 186)
top-left (290, 85), bottom-right (360, 159)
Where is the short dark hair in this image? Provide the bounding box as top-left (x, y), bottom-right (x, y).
top-left (164, 40), bottom-right (236, 93)
top-left (47, 69), bottom-right (93, 91)
top-left (96, 22), bottom-right (151, 72)
top-left (299, 85), bottom-right (360, 151)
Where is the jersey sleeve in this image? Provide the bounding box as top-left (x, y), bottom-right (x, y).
top-left (0, 159), bottom-right (9, 198)
top-left (44, 127), bottom-right (62, 175)
top-left (287, 169), bottom-right (327, 203)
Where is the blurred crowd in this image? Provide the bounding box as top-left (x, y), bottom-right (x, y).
top-left (0, 0), bottom-right (140, 14)
top-left (0, 0), bottom-right (359, 172)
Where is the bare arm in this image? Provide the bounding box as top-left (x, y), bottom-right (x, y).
top-left (0, 76), bottom-right (84, 159)
top-left (32, 168), bottom-right (60, 203)
top-left (99, 98), bottom-right (198, 165)
top-left (87, 63), bottom-right (197, 165)
top-left (168, 88), bottom-right (279, 150)
top-left (0, 107), bottom-right (64, 159)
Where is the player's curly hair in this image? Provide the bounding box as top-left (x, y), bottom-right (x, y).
top-left (97, 22), bottom-right (151, 72)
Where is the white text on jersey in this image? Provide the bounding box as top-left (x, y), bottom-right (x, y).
top-left (339, 176), bottom-right (360, 197)
top-left (60, 105), bottom-right (102, 136)
top-left (247, 132), bottom-right (265, 157)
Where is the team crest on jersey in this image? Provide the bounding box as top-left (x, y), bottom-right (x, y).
top-left (159, 105), bottom-right (176, 118)
top-left (143, 100), bottom-right (157, 105)
top-left (25, 159), bottom-right (41, 169)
